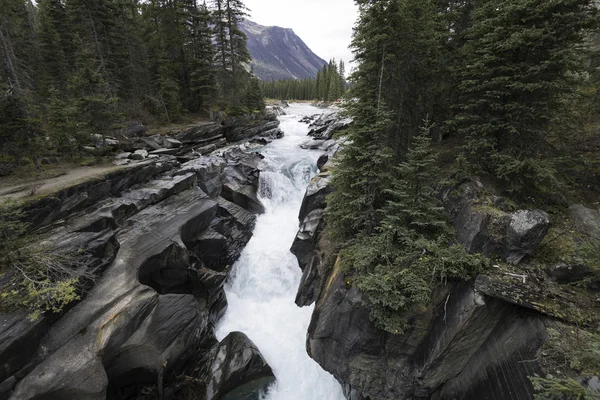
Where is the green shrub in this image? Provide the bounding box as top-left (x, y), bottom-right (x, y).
top-left (0, 201), bottom-right (86, 320)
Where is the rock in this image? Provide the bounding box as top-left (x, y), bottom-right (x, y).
top-left (307, 113), bottom-right (352, 140)
top-left (205, 332), bottom-right (275, 400)
top-left (569, 204), bottom-right (600, 239)
top-left (0, 376), bottom-right (16, 399)
top-left (105, 294), bottom-right (210, 394)
top-left (317, 154), bottom-right (329, 171)
top-left (0, 315), bottom-right (48, 384)
top-left (298, 173), bottom-right (332, 222)
top-left (546, 263), bottom-right (593, 283)
top-left (177, 124), bottom-right (225, 145)
top-left (129, 150), bottom-right (149, 160)
top-left (445, 181), bottom-right (551, 264)
top-left (149, 148), bottom-right (179, 156)
top-left (124, 122), bottom-right (147, 137)
top-left (221, 177), bottom-right (265, 215)
top-left (307, 268), bottom-right (548, 400)
top-left (11, 341), bottom-right (109, 400)
top-left (140, 137), bottom-right (164, 151)
top-left (105, 138), bottom-right (120, 147)
top-left (505, 210), bottom-right (551, 264)
top-left (227, 120), bottom-right (280, 143)
top-left (116, 152), bottom-right (132, 160)
top-left (291, 209), bottom-right (324, 272)
top-left (13, 189), bottom-right (219, 399)
top-left (163, 138), bottom-right (182, 149)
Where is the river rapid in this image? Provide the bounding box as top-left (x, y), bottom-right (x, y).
top-left (215, 103), bottom-right (345, 400)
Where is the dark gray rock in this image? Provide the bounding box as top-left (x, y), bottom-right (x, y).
top-left (298, 173), bottom-right (332, 222)
top-left (0, 315), bottom-right (48, 384)
top-left (307, 270), bottom-right (548, 400)
top-left (124, 122), bottom-right (147, 138)
top-left (291, 209), bottom-right (324, 272)
top-left (130, 150), bottom-right (149, 160)
top-left (176, 124), bottom-right (225, 145)
top-left (105, 294), bottom-right (209, 394)
top-left (189, 197), bottom-right (256, 271)
top-left (221, 177), bottom-right (265, 214)
top-left (163, 138), bottom-right (182, 149)
top-left (22, 159), bottom-right (178, 229)
top-left (205, 332), bottom-right (275, 400)
top-left (317, 154), bottom-right (329, 171)
top-left (149, 148), bottom-right (179, 156)
top-left (444, 182), bottom-right (551, 264)
top-left (546, 263), bottom-right (594, 283)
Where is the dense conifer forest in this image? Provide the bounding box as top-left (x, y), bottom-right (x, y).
top-left (0, 0), bottom-right (264, 164)
top-left (260, 59), bottom-right (347, 101)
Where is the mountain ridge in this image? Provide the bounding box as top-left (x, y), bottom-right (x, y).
top-left (240, 20), bottom-right (327, 81)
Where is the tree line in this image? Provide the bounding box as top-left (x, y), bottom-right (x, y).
top-left (0, 0), bottom-right (263, 163)
top-left (260, 59), bottom-right (347, 101)
top-left (329, 0), bottom-right (599, 354)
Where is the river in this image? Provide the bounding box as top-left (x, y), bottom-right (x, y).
top-left (215, 103), bottom-right (345, 400)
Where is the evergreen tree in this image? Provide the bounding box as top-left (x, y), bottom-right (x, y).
top-left (243, 76), bottom-right (264, 111)
top-left (186, 0), bottom-right (216, 112)
top-left (36, 0), bottom-right (70, 93)
top-left (341, 122), bottom-right (486, 333)
top-left (453, 0), bottom-right (598, 194)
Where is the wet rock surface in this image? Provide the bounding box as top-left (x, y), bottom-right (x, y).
top-left (205, 332), bottom-right (275, 400)
top-left (1, 118), bottom-right (283, 400)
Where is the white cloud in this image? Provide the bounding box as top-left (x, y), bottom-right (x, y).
top-left (243, 0), bottom-right (358, 71)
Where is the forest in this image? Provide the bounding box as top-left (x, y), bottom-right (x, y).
top-left (260, 59), bottom-right (347, 101)
top-left (327, 0), bottom-right (600, 397)
top-left (0, 0), bottom-right (263, 166)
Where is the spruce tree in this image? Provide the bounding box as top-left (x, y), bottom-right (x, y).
top-left (186, 0), bottom-right (217, 113)
top-left (453, 0), bottom-right (598, 195)
top-left (36, 0), bottom-right (70, 93)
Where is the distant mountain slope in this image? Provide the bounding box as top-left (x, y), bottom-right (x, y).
top-left (240, 20), bottom-right (327, 81)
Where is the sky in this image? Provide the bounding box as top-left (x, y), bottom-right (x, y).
top-left (243, 0), bottom-right (358, 71)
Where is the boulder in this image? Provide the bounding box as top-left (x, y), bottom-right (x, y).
top-left (317, 154), bottom-right (329, 171)
top-left (546, 263), bottom-right (593, 283)
top-left (505, 210), bottom-right (551, 264)
top-left (163, 138), bottom-right (182, 149)
top-left (188, 197), bottom-right (256, 271)
top-left (124, 122), bottom-right (147, 137)
top-left (129, 150), bottom-right (149, 160)
top-left (445, 181), bottom-right (551, 264)
top-left (221, 178), bottom-right (265, 215)
top-left (205, 332), bottom-right (275, 400)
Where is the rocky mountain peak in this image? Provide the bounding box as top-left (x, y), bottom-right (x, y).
top-left (240, 19), bottom-right (327, 81)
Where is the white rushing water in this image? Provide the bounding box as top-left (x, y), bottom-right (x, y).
top-left (215, 103), bottom-right (345, 400)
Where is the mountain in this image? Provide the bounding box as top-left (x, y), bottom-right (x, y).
top-left (240, 20), bottom-right (327, 81)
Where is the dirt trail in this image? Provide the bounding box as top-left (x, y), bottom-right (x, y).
top-left (0, 165), bottom-right (124, 201)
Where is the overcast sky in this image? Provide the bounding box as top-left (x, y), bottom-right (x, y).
top-left (243, 0), bottom-right (358, 71)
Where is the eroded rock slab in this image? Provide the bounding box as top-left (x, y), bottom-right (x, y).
top-left (206, 332), bottom-right (275, 400)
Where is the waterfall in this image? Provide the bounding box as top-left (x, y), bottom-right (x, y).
top-left (215, 104), bottom-right (345, 400)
